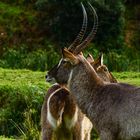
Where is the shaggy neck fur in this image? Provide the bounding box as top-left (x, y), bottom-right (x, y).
top-left (68, 56), bottom-right (103, 120)
top-left (68, 56), bottom-right (140, 140)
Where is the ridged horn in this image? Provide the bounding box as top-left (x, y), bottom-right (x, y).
top-left (73, 2), bottom-right (98, 54)
top-left (68, 2), bottom-right (88, 52)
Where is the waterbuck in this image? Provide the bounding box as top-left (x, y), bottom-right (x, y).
top-left (42, 53), bottom-right (117, 140)
top-left (46, 3), bottom-right (140, 140)
top-left (41, 3), bottom-right (93, 140)
top-left (42, 3), bottom-right (118, 139)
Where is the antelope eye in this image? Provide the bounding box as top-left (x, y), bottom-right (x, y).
top-left (104, 67), bottom-right (108, 72)
top-left (62, 60), bottom-right (67, 64)
top-left (62, 60), bottom-right (71, 67)
top-left (62, 60), bottom-right (68, 66)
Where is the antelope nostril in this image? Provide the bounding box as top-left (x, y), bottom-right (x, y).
top-left (45, 75), bottom-right (48, 79)
top-left (45, 74), bottom-right (56, 83)
top-left (46, 75), bottom-right (53, 82)
top-left (45, 75), bottom-right (50, 81)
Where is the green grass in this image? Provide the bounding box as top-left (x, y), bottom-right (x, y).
top-left (0, 68), bottom-right (50, 88)
top-left (113, 72), bottom-right (140, 86)
top-left (0, 68), bottom-right (139, 87)
top-left (0, 68), bottom-right (50, 138)
top-left (0, 136), bottom-right (15, 140)
top-left (0, 68), bottom-right (139, 139)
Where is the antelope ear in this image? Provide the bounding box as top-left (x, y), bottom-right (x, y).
top-left (94, 53), bottom-right (103, 67)
top-left (62, 48), bottom-right (79, 65)
top-left (87, 53), bottom-right (94, 63)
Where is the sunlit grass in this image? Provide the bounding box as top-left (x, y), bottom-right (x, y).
top-left (0, 68), bottom-right (139, 86)
top-left (0, 68), bottom-right (139, 139)
top-left (0, 68), bottom-right (51, 88)
top-left (0, 136), bottom-right (15, 140)
top-left (113, 72), bottom-right (140, 86)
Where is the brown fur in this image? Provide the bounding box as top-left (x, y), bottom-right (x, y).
top-left (41, 84), bottom-right (92, 140)
top-left (87, 53), bottom-right (117, 83)
top-left (43, 53), bottom-right (116, 140)
top-left (67, 49), bottom-right (140, 140)
top-left (47, 48), bottom-right (140, 140)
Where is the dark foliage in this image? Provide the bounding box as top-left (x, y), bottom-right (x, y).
top-left (0, 0), bottom-right (139, 71)
top-left (35, 0), bottom-right (125, 52)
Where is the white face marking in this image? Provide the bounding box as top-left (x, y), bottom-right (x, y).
top-left (52, 83), bottom-right (59, 86)
top-left (67, 70), bottom-right (73, 89)
top-left (101, 54), bottom-right (103, 66)
top-left (47, 88), bottom-right (63, 129)
top-left (57, 58), bottom-right (63, 68)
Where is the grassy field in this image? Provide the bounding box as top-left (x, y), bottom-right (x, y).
top-left (0, 136), bottom-right (15, 140)
top-left (113, 72), bottom-right (140, 86)
top-left (0, 68), bottom-right (49, 88)
top-left (0, 68), bottom-right (139, 86)
top-left (0, 68), bottom-right (139, 139)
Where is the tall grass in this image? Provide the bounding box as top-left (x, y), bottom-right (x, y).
top-left (0, 68), bottom-right (51, 138)
top-left (0, 136), bottom-right (15, 140)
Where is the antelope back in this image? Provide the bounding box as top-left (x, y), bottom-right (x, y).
top-left (41, 83), bottom-right (92, 140)
top-left (41, 84), bottom-right (77, 140)
top-left (48, 88), bottom-right (69, 123)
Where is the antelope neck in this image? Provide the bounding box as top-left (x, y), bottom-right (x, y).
top-left (68, 57), bottom-right (104, 96)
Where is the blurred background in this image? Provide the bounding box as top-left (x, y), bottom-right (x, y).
top-left (0, 0), bottom-right (140, 72)
top-left (0, 0), bottom-right (140, 139)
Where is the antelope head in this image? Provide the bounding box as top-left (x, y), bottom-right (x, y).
top-left (87, 53), bottom-right (117, 83)
top-left (46, 2), bottom-right (98, 85)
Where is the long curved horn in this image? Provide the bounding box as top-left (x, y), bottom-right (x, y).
top-left (68, 2), bottom-right (88, 52)
top-left (74, 2), bottom-right (98, 54)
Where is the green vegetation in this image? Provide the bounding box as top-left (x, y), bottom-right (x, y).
top-left (0, 48), bottom-right (60, 71)
top-left (0, 68), bottom-right (139, 139)
top-left (0, 1), bottom-right (140, 72)
top-left (0, 136), bottom-right (15, 140)
top-left (114, 72), bottom-right (140, 86)
top-left (0, 68), bottom-right (50, 138)
top-left (0, 0), bottom-right (139, 139)
top-left (36, 0), bottom-right (125, 50)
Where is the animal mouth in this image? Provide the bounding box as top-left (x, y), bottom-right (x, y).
top-left (46, 75), bottom-right (56, 83)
